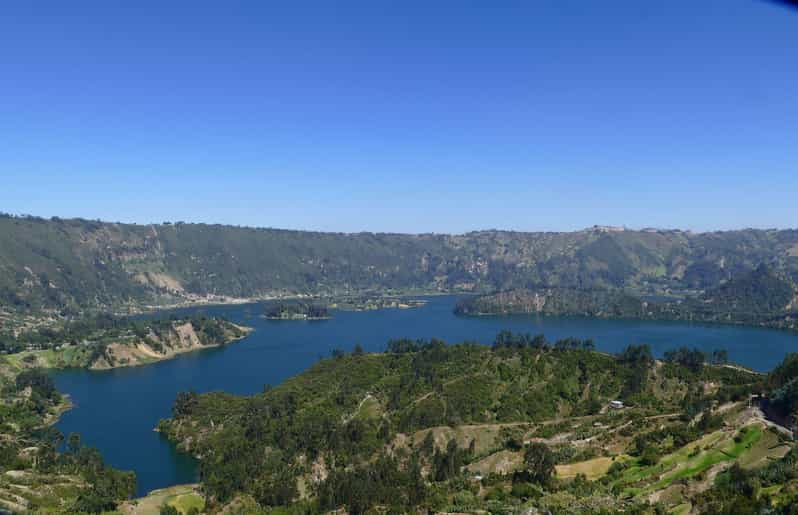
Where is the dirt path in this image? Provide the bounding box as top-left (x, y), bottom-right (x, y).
top-left (342, 393), bottom-right (375, 423)
top-left (406, 373), bottom-right (481, 407)
top-left (721, 363), bottom-right (762, 375)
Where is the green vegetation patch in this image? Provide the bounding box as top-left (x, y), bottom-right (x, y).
top-left (615, 425), bottom-right (764, 497)
top-left (156, 332), bottom-right (770, 513)
top-left (166, 491), bottom-right (205, 514)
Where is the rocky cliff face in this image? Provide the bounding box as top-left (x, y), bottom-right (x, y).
top-left (90, 320), bottom-right (249, 369)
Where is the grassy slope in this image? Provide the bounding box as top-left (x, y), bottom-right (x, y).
top-left (119, 484), bottom-right (204, 515)
top-left (620, 425), bottom-right (763, 496)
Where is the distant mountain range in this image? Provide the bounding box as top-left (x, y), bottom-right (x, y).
top-left (2, 213), bottom-right (798, 316)
top-left (454, 265), bottom-right (798, 330)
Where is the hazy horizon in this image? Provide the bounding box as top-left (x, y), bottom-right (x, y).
top-left (4, 210), bottom-right (797, 236)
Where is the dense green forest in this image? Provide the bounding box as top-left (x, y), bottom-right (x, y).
top-left (455, 265), bottom-right (798, 330)
top-left (2, 214), bottom-right (798, 316)
top-left (158, 332), bottom-right (795, 514)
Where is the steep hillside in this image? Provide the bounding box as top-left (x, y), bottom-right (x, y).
top-left (454, 288), bottom-right (648, 318)
top-left (456, 265), bottom-right (798, 330)
top-left (2, 214), bottom-right (798, 315)
top-left (0, 366), bottom-right (135, 512)
top-left (703, 264), bottom-right (797, 315)
top-left (158, 334), bottom-right (774, 513)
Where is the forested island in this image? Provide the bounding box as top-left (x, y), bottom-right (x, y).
top-left (1, 315), bottom-right (249, 370)
top-left (261, 296), bottom-right (426, 320)
top-left (157, 331), bottom-right (798, 513)
top-left (263, 301), bottom-right (331, 320)
top-left (328, 295), bottom-right (427, 311)
top-left (455, 265), bottom-right (798, 330)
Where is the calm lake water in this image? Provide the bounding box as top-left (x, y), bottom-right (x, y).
top-left (51, 295), bottom-right (798, 496)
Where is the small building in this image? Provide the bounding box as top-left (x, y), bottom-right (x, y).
top-left (609, 400), bottom-right (624, 409)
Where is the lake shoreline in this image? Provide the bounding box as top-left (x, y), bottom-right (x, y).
top-left (126, 290), bottom-right (448, 316)
top-left (51, 295), bottom-right (798, 496)
top-left (8, 323), bottom-right (253, 372)
top-left (89, 324), bottom-right (254, 370)
top-left (456, 310), bottom-right (798, 333)
top-left (31, 326), bottom-right (253, 429)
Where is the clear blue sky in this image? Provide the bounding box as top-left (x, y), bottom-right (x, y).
top-left (1, 1), bottom-right (796, 234)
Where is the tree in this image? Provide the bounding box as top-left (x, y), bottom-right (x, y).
top-left (618, 344), bottom-right (653, 368)
top-left (36, 442), bottom-right (57, 471)
top-left (160, 504), bottom-right (179, 515)
top-left (378, 419), bottom-right (392, 441)
top-left (421, 431), bottom-right (435, 456)
top-left (15, 368), bottom-right (58, 400)
top-left (173, 391), bottom-right (199, 418)
top-left (433, 438), bottom-right (469, 481)
top-left (712, 349), bottom-right (729, 365)
top-left (518, 443), bottom-right (555, 485)
top-left (619, 344), bottom-right (654, 397)
top-left (253, 467), bottom-right (298, 507)
top-left (531, 334), bottom-right (548, 349)
top-left (67, 433), bottom-right (81, 455)
top-left (664, 347), bottom-right (706, 373)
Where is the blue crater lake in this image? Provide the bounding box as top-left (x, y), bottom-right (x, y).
top-left (51, 295), bottom-right (798, 496)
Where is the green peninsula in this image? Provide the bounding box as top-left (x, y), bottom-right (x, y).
top-left (157, 331), bottom-right (798, 513)
top-left (2, 315), bottom-right (250, 370)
